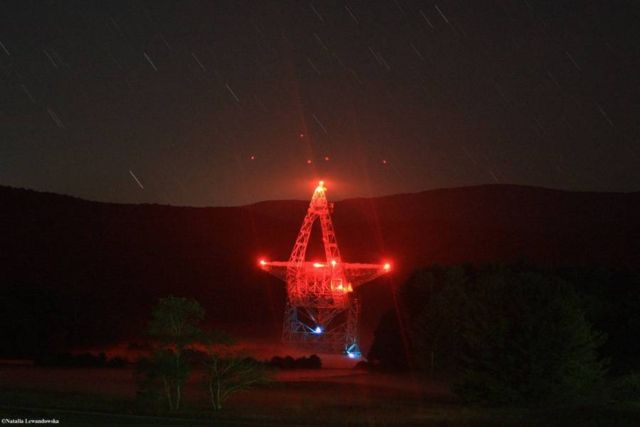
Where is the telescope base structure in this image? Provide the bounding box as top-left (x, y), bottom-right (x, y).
top-left (258, 181), bottom-right (390, 359)
top-left (282, 299), bottom-right (361, 356)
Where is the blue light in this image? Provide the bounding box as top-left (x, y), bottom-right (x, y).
top-left (345, 343), bottom-right (362, 359)
top-left (313, 326), bottom-right (323, 334)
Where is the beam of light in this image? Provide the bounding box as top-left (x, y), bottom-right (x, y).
top-left (0, 41), bottom-right (10, 55)
top-left (345, 344), bottom-right (361, 359)
top-left (420, 10), bottom-right (435, 29)
top-left (191, 52), bottom-right (206, 71)
top-left (435, 4), bottom-right (450, 24)
top-left (225, 83), bottom-right (240, 103)
top-left (43, 49), bottom-right (58, 68)
top-left (143, 51), bottom-right (158, 71)
top-left (345, 5), bottom-right (359, 24)
top-left (128, 170), bottom-right (144, 190)
top-left (47, 107), bottom-right (65, 129)
top-left (312, 113), bottom-right (328, 135)
top-left (309, 3), bottom-right (324, 22)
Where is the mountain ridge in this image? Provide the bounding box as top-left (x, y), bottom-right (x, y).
top-left (1, 183), bottom-right (638, 357)
top-left (2, 183), bottom-right (639, 209)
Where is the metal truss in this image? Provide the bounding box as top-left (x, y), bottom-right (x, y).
top-left (259, 181), bottom-right (391, 357)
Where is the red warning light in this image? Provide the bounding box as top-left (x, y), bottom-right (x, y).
top-left (256, 182), bottom-right (394, 354)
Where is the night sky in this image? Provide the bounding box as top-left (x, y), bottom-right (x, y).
top-left (1, 1), bottom-right (638, 206)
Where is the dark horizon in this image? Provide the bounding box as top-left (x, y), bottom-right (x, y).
top-left (4, 180), bottom-right (640, 209)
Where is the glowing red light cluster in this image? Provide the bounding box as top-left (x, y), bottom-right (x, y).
top-left (257, 180), bottom-right (392, 354)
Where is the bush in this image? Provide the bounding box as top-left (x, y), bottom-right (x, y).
top-left (367, 311), bottom-right (410, 371)
top-left (451, 269), bottom-right (606, 404)
top-left (204, 353), bottom-right (271, 410)
top-left (369, 264), bottom-right (608, 405)
top-left (137, 296), bottom-right (206, 411)
top-left (268, 354), bottom-right (322, 369)
top-left (609, 373), bottom-right (640, 403)
top-left (106, 356), bottom-right (127, 368)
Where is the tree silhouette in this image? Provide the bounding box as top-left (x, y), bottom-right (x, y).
top-left (202, 332), bottom-right (271, 411)
top-left (370, 264), bottom-right (608, 404)
top-left (451, 268), bottom-right (606, 404)
top-left (138, 295), bottom-right (205, 411)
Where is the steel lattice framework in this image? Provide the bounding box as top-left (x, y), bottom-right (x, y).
top-left (258, 181), bottom-right (391, 357)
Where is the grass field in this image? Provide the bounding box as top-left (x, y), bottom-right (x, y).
top-left (1, 366), bottom-right (639, 426)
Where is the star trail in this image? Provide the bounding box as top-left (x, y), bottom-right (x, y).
top-left (0, 1), bottom-right (638, 206)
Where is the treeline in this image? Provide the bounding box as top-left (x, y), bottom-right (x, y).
top-left (267, 354), bottom-right (321, 370)
top-left (32, 350), bottom-right (321, 370)
top-left (35, 352), bottom-right (126, 368)
top-left (368, 264), bottom-right (640, 404)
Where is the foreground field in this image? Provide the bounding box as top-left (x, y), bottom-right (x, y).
top-left (1, 366), bottom-right (639, 426)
